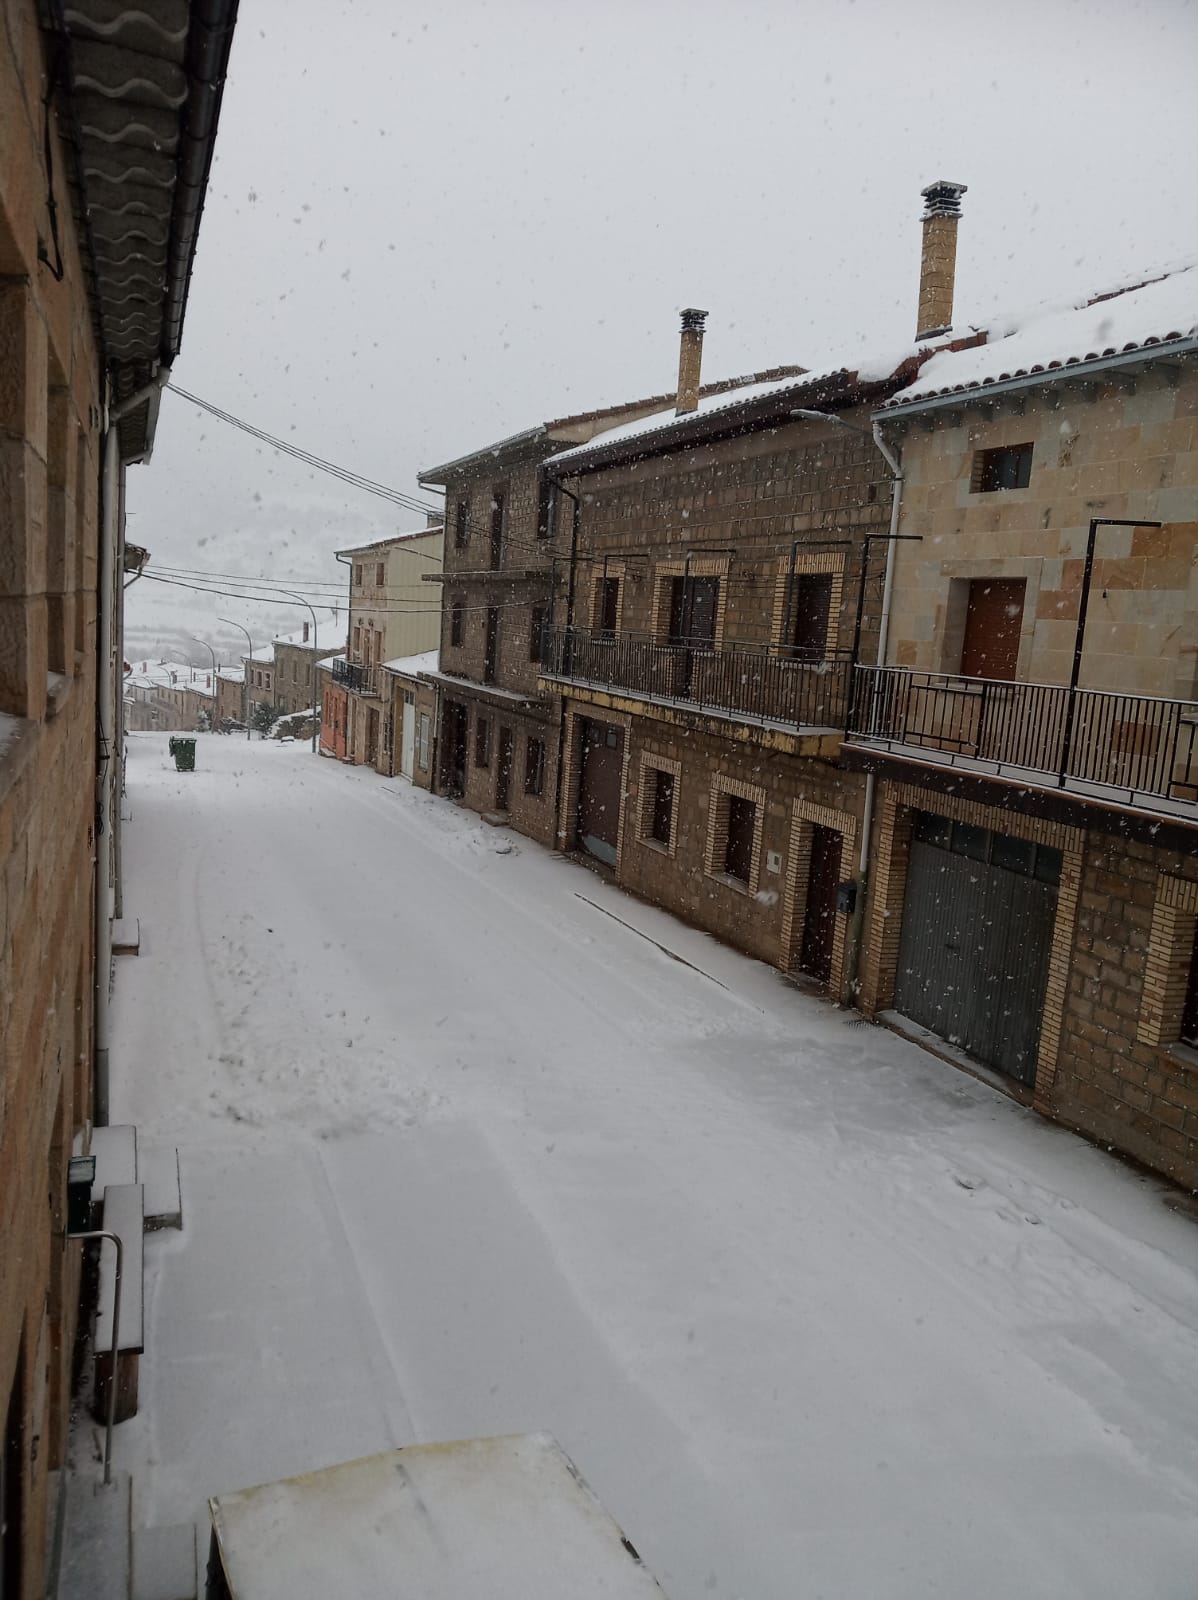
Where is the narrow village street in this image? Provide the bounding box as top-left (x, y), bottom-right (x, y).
top-left (109, 733), bottom-right (1198, 1599)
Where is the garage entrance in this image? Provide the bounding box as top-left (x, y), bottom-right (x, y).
top-left (893, 812), bottom-right (1060, 1086)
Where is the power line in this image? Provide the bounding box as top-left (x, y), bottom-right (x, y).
top-left (165, 384), bottom-right (443, 519)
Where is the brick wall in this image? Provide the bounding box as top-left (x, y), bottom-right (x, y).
top-left (1, 3), bottom-right (104, 1589)
top-left (556, 411), bottom-right (893, 660)
top-left (562, 708), bottom-right (866, 976)
top-left (1054, 835), bottom-right (1198, 1189)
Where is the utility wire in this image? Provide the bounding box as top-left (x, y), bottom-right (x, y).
top-left (165, 384), bottom-right (443, 519)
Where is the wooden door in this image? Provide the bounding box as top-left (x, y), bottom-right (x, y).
top-left (495, 726), bottom-right (514, 812)
top-left (401, 698), bottom-right (416, 779)
top-left (365, 708), bottom-right (379, 766)
top-left (960, 578), bottom-right (1025, 680)
top-left (798, 825), bottom-right (841, 984)
top-left (576, 719), bottom-right (624, 865)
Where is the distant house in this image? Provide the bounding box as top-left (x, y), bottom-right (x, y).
top-left (380, 650), bottom-right (439, 786)
top-left (271, 623), bottom-right (341, 717)
top-left (321, 524), bottom-right (444, 768)
top-left (215, 665), bottom-right (245, 727)
top-left (124, 662), bottom-right (216, 732)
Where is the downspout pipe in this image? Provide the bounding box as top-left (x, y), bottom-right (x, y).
top-left (94, 366), bottom-right (170, 1126)
top-left (847, 421), bottom-right (904, 999)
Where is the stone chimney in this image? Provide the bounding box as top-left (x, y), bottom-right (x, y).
top-left (675, 308), bottom-right (708, 415)
top-left (302, 620), bottom-right (310, 643)
top-left (916, 181), bottom-right (967, 341)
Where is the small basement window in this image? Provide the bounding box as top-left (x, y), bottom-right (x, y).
top-left (971, 442), bottom-right (1033, 492)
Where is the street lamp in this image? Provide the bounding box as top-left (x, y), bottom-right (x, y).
top-left (218, 617), bottom-right (255, 740)
top-left (190, 637), bottom-right (217, 731)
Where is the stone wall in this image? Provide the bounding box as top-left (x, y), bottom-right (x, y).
top-left (886, 368), bottom-right (1198, 699)
top-left (1, 2), bottom-right (104, 1591)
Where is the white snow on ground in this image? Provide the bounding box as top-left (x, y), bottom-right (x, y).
top-left (109, 734), bottom-right (1198, 1600)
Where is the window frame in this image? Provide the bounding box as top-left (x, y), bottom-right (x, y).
top-left (637, 754), bottom-right (682, 857)
top-left (450, 600), bottom-right (464, 649)
top-left (703, 774), bottom-right (765, 892)
top-left (475, 715), bottom-right (491, 769)
top-left (524, 736), bottom-right (546, 798)
top-left (454, 498), bottom-right (470, 550)
top-left (971, 442), bottom-right (1034, 493)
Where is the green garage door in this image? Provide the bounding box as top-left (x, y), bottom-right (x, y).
top-left (893, 813), bottom-right (1061, 1086)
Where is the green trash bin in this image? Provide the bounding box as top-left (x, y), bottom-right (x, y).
top-left (171, 737), bottom-right (196, 772)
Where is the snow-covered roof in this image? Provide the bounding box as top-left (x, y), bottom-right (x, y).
top-left (216, 665), bottom-right (244, 683)
top-left (549, 344), bottom-right (917, 470)
top-left (125, 661), bottom-right (216, 695)
top-left (382, 648), bottom-right (439, 677)
top-left (336, 525), bottom-right (444, 559)
top-left (272, 626), bottom-right (338, 650)
top-left (886, 261), bottom-right (1198, 408)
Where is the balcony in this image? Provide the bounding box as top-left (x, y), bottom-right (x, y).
top-left (848, 666), bottom-right (1198, 820)
top-left (541, 626), bottom-right (851, 732)
top-left (330, 658), bottom-right (381, 697)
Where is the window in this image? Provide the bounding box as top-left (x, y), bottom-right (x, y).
top-left (475, 716), bottom-right (491, 767)
top-left (376, 561), bottom-right (385, 587)
top-left (725, 795), bottom-right (756, 884)
top-left (450, 602), bottom-right (464, 648)
top-left (529, 605), bottom-right (547, 664)
top-left (786, 573), bottom-right (833, 660)
top-left (668, 574), bottom-right (720, 647)
top-left (1182, 925), bottom-right (1198, 1049)
top-left (705, 775), bottom-right (764, 890)
top-left (353, 624), bottom-right (362, 658)
top-left (525, 737), bottom-right (545, 797)
top-left (598, 577), bottom-right (620, 639)
top-left (354, 564), bottom-right (363, 585)
top-left (490, 490), bottom-right (505, 569)
top-left (971, 442), bottom-right (1033, 492)
top-left (536, 476), bottom-right (553, 541)
top-left (455, 498), bottom-right (470, 549)
top-left (418, 712), bottom-right (431, 770)
top-left (649, 768), bottom-right (674, 846)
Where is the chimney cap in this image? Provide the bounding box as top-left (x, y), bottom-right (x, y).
top-left (920, 180), bottom-right (967, 220)
top-left (679, 307), bottom-right (709, 332)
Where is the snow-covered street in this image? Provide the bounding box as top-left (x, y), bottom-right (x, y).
top-left (110, 733), bottom-right (1198, 1599)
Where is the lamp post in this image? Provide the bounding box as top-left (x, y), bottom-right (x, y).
top-left (218, 618), bottom-right (254, 740)
top-left (189, 637), bottom-right (217, 731)
top-left (1057, 516), bottom-right (1162, 787)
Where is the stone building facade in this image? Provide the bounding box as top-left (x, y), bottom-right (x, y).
top-left (215, 666), bottom-right (245, 728)
top-left (542, 358), bottom-right (902, 999)
top-left (847, 266), bottom-right (1198, 1189)
top-left (323, 526), bottom-right (444, 769)
top-left (416, 395), bottom-right (703, 844)
top-left (272, 626), bottom-right (339, 717)
top-left (0, 0), bottom-right (236, 1592)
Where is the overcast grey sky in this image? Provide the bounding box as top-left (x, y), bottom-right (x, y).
top-left (126, 0), bottom-right (1198, 661)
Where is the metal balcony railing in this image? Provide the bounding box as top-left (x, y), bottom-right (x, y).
top-left (541, 626), bottom-right (851, 731)
top-left (330, 658), bottom-right (380, 696)
top-left (849, 665), bottom-right (1198, 815)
